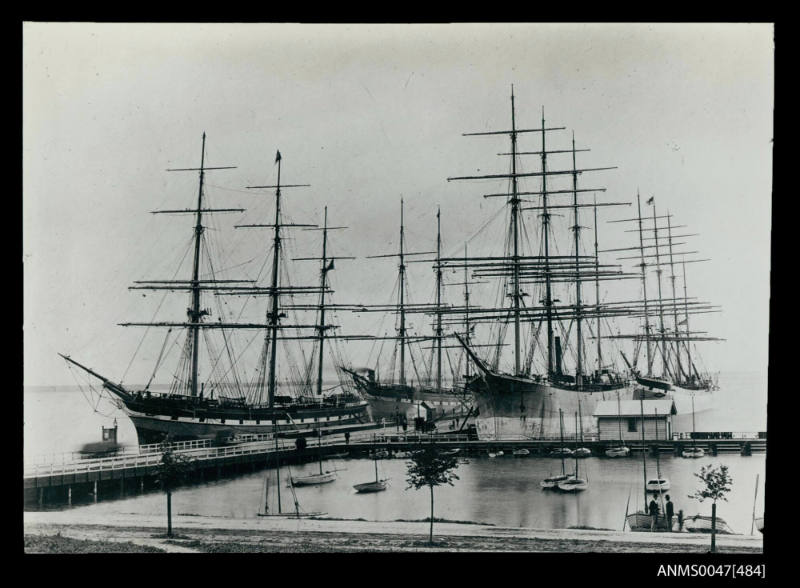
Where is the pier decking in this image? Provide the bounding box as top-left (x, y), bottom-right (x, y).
top-left (24, 430), bottom-right (765, 508)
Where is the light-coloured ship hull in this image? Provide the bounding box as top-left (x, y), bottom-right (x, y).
top-left (471, 372), bottom-right (633, 440)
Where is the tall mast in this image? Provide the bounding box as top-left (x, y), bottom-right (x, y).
top-left (188, 133), bottom-right (207, 397)
top-left (571, 132), bottom-right (583, 387)
top-left (666, 214), bottom-right (683, 383)
top-left (267, 151), bottom-right (283, 408)
top-left (650, 200), bottom-right (668, 378)
top-left (559, 408), bottom-right (565, 476)
top-left (316, 207), bottom-right (329, 397)
top-left (682, 258), bottom-right (694, 381)
top-left (510, 88), bottom-right (522, 375)
top-left (593, 194), bottom-right (603, 371)
top-left (436, 207), bottom-right (443, 392)
top-left (399, 199), bottom-right (407, 387)
top-left (540, 106), bottom-right (554, 377)
top-left (636, 192), bottom-right (653, 374)
top-left (640, 396), bottom-right (648, 509)
top-left (463, 243), bottom-right (471, 380)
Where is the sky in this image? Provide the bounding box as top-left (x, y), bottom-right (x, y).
top-left (23, 23), bottom-right (773, 390)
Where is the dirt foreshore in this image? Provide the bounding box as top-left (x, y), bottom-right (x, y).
top-left (23, 511), bottom-right (763, 553)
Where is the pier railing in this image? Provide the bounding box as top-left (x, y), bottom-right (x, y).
top-left (23, 429), bottom-right (381, 479)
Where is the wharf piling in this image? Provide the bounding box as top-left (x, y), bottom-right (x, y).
top-left (24, 430), bottom-right (765, 508)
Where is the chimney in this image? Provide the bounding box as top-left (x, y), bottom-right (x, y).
top-left (554, 336), bottom-right (563, 375)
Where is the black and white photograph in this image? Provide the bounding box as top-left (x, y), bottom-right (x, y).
top-left (23, 22), bottom-right (772, 558)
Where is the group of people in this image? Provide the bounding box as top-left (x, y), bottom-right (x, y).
top-left (648, 494), bottom-right (682, 531)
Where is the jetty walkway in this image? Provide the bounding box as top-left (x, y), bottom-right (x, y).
top-left (24, 429), bottom-right (765, 508)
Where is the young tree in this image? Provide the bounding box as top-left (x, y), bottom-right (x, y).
top-left (155, 449), bottom-right (194, 537)
top-left (688, 463), bottom-right (733, 553)
top-left (405, 445), bottom-right (460, 545)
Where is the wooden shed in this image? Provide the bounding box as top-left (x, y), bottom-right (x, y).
top-left (593, 399), bottom-right (677, 442)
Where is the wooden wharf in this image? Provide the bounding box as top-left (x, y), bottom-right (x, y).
top-left (24, 430), bottom-right (765, 508)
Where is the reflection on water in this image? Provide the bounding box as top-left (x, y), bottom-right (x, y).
top-left (65, 453), bottom-right (765, 533)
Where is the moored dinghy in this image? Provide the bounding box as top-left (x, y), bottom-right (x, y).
top-left (645, 478), bottom-right (670, 493)
top-left (513, 448), bottom-right (530, 456)
top-left (557, 410), bottom-right (588, 492)
top-left (354, 452), bottom-right (388, 493)
top-left (681, 446), bottom-right (705, 458)
top-left (684, 514), bottom-right (735, 534)
top-left (605, 391), bottom-right (630, 457)
top-left (605, 446), bottom-right (630, 458)
top-left (681, 394), bottom-right (704, 458)
top-left (574, 399), bottom-right (591, 457)
top-left (542, 409), bottom-right (571, 490)
top-left (292, 430), bottom-right (337, 486)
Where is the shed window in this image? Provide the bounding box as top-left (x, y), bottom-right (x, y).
top-left (627, 418), bottom-right (638, 432)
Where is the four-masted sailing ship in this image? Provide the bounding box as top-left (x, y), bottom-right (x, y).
top-left (604, 193), bottom-right (722, 413)
top-left (446, 89), bottom-right (637, 440)
top-left (61, 137), bottom-right (370, 444)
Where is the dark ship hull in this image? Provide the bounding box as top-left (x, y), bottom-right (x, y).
top-left (115, 391), bottom-right (369, 444)
top-left (342, 369), bottom-right (470, 423)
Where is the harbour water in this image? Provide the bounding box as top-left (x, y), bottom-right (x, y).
top-left (23, 371), bottom-right (767, 533)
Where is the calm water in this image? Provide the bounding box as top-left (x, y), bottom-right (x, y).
top-left (24, 371), bottom-right (767, 532)
top-left (53, 453), bottom-right (766, 534)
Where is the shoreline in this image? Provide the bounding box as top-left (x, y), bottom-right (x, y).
top-left (24, 511), bottom-right (763, 554)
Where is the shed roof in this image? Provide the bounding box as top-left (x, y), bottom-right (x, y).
top-left (593, 399), bottom-right (677, 417)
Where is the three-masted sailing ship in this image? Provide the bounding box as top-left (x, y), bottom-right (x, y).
top-left (343, 201), bottom-right (472, 425)
top-left (61, 136), bottom-right (370, 444)
top-left (446, 89), bottom-right (636, 440)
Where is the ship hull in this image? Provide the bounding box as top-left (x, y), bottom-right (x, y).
top-left (470, 372), bottom-right (633, 440)
top-left (347, 376), bottom-right (471, 423)
top-left (121, 400), bottom-right (369, 445)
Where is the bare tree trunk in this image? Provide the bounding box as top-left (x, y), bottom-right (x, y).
top-left (711, 502), bottom-right (716, 553)
top-left (167, 490), bottom-right (173, 538)
top-left (429, 485), bottom-right (434, 544)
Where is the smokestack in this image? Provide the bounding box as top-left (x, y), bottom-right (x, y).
top-left (554, 336), bottom-right (563, 375)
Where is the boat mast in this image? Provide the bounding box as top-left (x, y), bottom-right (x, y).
top-left (266, 151), bottom-right (284, 408)
top-left (650, 200), bottom-right (668, 378)
top-left (666, 214), bottom-right (683, 383)
top-left (571, 132), bottom-right (583, 387)
top-left (559, 408), bottom-right (566, 476)
top-left (436, 207), bottom-right (443, 392)
top-left (639, 396), bottom-right (648, 509)
top-left (275, 436), bottom-right (282, 513)
top-left (316, 207), bottom-right (330, 397)
top-left (463, 243), bottom-right (471, 380)
top-left (636, 192), bottom-right (653, 375)
top-left (318, 429), bottom-right (323, 475)
top-left (540, 106), bottom-right (554, 377)
top-left (510, 89), bottom-right (522, 375)
top-left (399, 199), bottom-right (407, 387)
top-left (593, 195), bottom-right (603, 371)
top-left (574, 410), bottom-right (579, 478)
top-left (682, 258), bottom-right (695, 381)
top-left (188, 133), bottom-right (207, 397)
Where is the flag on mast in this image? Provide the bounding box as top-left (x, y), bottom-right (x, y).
top-left (646, 196), bottom-right (655, 205)
top-left (275, 150), bottom-right (282, 163)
